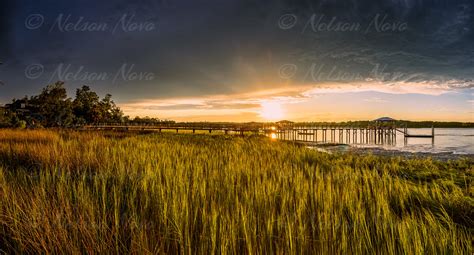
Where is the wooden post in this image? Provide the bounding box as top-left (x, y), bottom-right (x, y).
top-left (404, 124), bottom-right (408, 146)
top-left (393, 129), bottom-right (396, 144)
top-left (393, 128), bottom-right (396, 145)
top-left (432, 126), bottom-right (435, 145)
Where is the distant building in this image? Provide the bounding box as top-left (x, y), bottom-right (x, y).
top-left (4, 99), bottom-right (32, 115)
top-left (372, 117), bottom-right (397, 128)
top-left (276, 120), bottom-right (294, 128)
top-left (3, 99), bottom-right (43, 126)
top-left (373, 117), bottom-right (396, 122)
top-left (276, 120), bottom-right (294, 125)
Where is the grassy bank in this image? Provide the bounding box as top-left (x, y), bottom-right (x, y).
top-left (0, 130), bottom-right (472, 254)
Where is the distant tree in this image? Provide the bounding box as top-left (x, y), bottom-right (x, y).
top-left (73, 86), bottom-right (100, 124)
top-left (99, 94), bottom-right (124, 123)
top-left (129, 116), bottom-right (174, 125)
top-left (0, 107), bottom-right (12, 127)
top-left (30, 81), bottom-right (74, 127)
top-left (72, 87), bottom-right (124, 124)
top-left (2, 82), bottom-right (133, 128)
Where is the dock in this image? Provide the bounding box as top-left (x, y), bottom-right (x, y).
top-left (396, 126), bottom-right (435, 144)
top-left (82, 123), bottom-right (263, 135)
top-left (268, 126), bottom-right (398, 145)
top-left (81, 122), bottom-right (435, 146)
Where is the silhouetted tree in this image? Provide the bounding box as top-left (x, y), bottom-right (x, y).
top-left (99, 94), bottom-right (124, 123)
top-left (0, 107), bottom-right (11, 127)
top-left (30, 81), bottom-right (74, 127)
top-left (2, 82), bottom-right (127, 128)
top-left (72, 87), bottom-right (124, 124)
top-left (73, 86), bottom-right (100, 124)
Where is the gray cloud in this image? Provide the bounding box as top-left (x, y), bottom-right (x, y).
top-left (0, 0), bottom-right (473, 104)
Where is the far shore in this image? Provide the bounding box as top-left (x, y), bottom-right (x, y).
top-left (309, 143), bottom-right (474, 161)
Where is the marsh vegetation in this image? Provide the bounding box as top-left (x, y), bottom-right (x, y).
top-left (0, 130), bottom-right (472, 254)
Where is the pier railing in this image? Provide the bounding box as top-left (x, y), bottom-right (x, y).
top-left (81, 123), bottom-right (426, 146)
top-left (270, 126), bottom-right (398, 145)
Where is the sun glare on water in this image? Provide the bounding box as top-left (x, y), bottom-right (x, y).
top-left (260, 101), bottom-right (284, 121)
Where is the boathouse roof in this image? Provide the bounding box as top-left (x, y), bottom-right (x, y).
top-left (276, 120), bottom-right (294, 124)
top-left (373, 117), bottom-right (396, 122)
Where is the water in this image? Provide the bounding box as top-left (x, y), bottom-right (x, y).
top-left (273, 128), bottom-right (474, 155)
top-left (356, 128), bottom-right (474, 155)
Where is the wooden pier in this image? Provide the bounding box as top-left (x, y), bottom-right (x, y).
top-left (269, 126), bottom-right (398, 145)
top-left (80, 122), bottom-right (436, 146)
top-left (82, 123), bottom-right (263, 136)
top-left (396, 126), bottom-right (435, 144)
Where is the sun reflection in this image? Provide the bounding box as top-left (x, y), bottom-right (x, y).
top-left (270, 133), bottom-right (277, 139)
top-left (260, 101), bottom-right (284, 121)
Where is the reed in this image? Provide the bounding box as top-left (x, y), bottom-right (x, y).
top-left (0, 129), bottom-right (472, 254)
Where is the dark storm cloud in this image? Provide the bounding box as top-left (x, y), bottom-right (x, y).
top-left (0, 1), bottom-right (14, 58)
top-left (276, 0), bottom-right (474, 85)
top-left (1, 0), bottom-right (473, 102)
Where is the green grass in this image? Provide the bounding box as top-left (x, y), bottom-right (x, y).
top-left (0, 129), bottom-right (472, 254)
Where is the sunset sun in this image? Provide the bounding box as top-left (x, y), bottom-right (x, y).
top-left (260, 101), bottom-right (284, 121)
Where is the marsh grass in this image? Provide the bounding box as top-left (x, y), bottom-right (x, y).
top-left (0, 129), bottom-right (472, 254)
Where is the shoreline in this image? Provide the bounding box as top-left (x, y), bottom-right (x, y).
top-left (311, 144), bottom-right (474, 161)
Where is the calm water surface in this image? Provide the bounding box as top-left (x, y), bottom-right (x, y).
top-left (356, 128), bottom-right (474, 155)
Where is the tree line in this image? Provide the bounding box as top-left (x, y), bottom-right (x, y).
top-left (0, 81), bottom-right (173, 128)
top-left (294, 121), bottom-right (474, 128)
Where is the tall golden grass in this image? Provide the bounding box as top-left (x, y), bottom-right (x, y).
top-left (0, 129), bottom-right (472, 254)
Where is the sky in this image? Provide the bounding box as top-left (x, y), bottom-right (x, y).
top-left (0, 0), bottom-right (473, 122)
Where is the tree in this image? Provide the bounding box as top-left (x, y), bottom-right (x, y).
top-left (0, 107), bottom-right (12, 127)
top-left (73, 87), bottom-right (124, 124)
top-left (99, 94), bottom-right (124, 123)
top-left (2, 82), bottom-right (127, 127)
top-left (73, 86), bottom-right (100, 124)
top-left (30, 81), bottom-right (74, 127)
